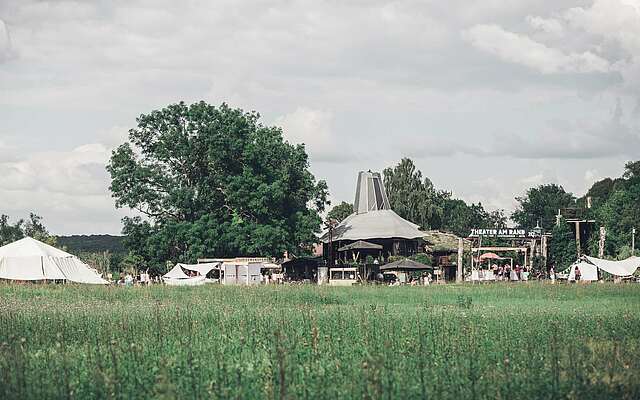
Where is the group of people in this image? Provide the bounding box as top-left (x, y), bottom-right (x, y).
top-left (109, 271), bottom-right (156, 286)
top-left (490, 263), bottom-right (530, 281)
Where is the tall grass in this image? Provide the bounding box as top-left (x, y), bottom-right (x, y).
top-left (1, 283), bottom-right (639, 399)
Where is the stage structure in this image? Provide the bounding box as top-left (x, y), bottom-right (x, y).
top-left (468, 225), bottom-right (551, 271)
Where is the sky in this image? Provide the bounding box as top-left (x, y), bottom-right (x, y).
top-left (1, 0), bottom-right (639, 235)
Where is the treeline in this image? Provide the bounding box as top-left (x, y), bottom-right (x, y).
top-left (56, 235), bottom-right (125, 254)
top-left (328, 158), bottom-right (508, 237)
top-left (509, 161), bottom-right (639, 269)
top-left (0, 213), bottom-right (56, 246)
top-left (327, 158), bottom-right (639, 271)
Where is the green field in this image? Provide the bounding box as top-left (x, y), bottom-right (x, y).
top-left (1, 283), bottom-right (639, 399)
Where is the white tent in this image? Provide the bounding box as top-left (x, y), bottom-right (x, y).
top-left (0, 237), bottom-right (108, 284)
top-left (162, 263), bottom-right (219, 286)
top-left (568, 261), bottom-right (599, 281)
top-left (583, 256), bottom-right (640, 277)
top-left (178, 262), bottom-right (219, 276)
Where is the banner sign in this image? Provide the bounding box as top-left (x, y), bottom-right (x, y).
top-left (469, 228), bottom-right (540, 238)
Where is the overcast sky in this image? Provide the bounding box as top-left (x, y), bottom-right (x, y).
top-left (1, 0), bottom-right (639, 235)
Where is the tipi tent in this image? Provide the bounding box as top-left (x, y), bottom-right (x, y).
top-left (0, 237), bottom-right (108, 284)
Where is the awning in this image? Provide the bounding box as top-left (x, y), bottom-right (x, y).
top-left (380, 258), bottom-right (432, 271)
top-left (583, 256), bottom-right (640, 277)
top-left (338, 240), bottom-right (383, 252)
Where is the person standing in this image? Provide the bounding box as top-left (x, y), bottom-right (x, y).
top-left (549, 266), bottom-right (556, 284)
top-left (574, 265), bottom-right (582, 282)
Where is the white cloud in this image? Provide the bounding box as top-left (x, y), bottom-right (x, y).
top-left (0, 132), bottom-right (128, 235)
top-left (526, 15), bottom-right (564, 35)
top-left (463, 24), bottom-right (610, 74)
top-left (0, 19), bottom-right (14, 62)
top-left (275, 107), bottom-right (353, 163)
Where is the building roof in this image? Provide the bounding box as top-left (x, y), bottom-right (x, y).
top-left (321, 170), bottom-right (425, 243)
top-left (423, 230), bottom-right (470, 253)
top-left (321, 209), bottom-right (425, 242)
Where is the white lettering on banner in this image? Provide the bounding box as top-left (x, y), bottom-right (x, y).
top-left (469, 228), bottom-right (538, 238)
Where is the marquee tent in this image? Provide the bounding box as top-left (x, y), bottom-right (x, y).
top-left (0, 237), bottom-right (108, 284)
top-left (568, 261), bottom-right (599, 281)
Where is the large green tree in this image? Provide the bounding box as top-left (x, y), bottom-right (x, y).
top-left (107, 102), bottom-right (329, 266)
top-left (512, 184), bottom-right (576, 230)
top-left (382, 158), bottom-right (446, 230)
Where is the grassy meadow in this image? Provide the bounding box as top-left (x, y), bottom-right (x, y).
top-left (1, 282), bottom-right (639, 399)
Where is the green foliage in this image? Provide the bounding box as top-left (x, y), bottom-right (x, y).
top-left (549, 218), bottom-right (577, 270)
top-left (579, 160), bottom-right (640, 258)
top-left (410, 252), bottom-right (433, 266)
top-left (383, 158), bottom-right (446, 230)
top-left (382, 158), bottom-right (504, 236)
top-left (512, 184), bottom-right (576, 230)
top-left (118, 252), bottom-right (148, 275)
top-left (0, 213), bottom-right (56, 246)
top-left (2, 284), bottom-right (640, 399)
top-left (56, 235), bottom-right (125, 254)
top-left (108, 101), bottom-right (329, 266)
top-left (326, 201), bottom-right (353, 223)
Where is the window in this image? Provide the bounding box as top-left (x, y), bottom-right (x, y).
top-left (331, 271), bottom-right (343, 280)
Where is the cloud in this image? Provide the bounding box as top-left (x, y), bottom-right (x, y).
top-left (0, 19), bottom-right (14, 62)
top-left (463, 24), bottom-right (610, 74)
top-left (275, 107), bottom-right (353, 163)
top-left (526, 16), bottom-right (564, 35)
top-left (0, 133), bottom-right (128, 235)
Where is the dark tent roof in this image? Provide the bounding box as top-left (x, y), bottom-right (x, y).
top-left (337, 240), bottom-right (383, 252)
top-left (380, 258), bottom-right (432, 271)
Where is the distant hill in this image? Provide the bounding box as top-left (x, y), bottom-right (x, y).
top-left (56, 235), bottom-right (126, 254)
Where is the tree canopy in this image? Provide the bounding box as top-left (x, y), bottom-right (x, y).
top-left (0, 213), bottom-right (56, 246)
top-left (382, 158), bottom-right (503, 237)
top-left (588, 160), bottom-right (640, 258)
top-left (512, 184), bottom-right (576, 230)
top-left (326, 201), bottom-right (353, 223)
top-left (108, 101), bottom-right (328, 268)
top-left (383, 158), bottom-right (446, 230)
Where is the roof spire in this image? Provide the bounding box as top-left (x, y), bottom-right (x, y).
top-left (353, 171), bottom-right (391, 214)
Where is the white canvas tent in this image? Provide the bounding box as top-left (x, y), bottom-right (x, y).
top-left (568, 261), bottom-right (599, 281)
top-left (162, 263), bottom-right (219, 286)
top-left (0, 237), bottom-right (108, 284)
top-left (583, 256), bottom-right (640, 277)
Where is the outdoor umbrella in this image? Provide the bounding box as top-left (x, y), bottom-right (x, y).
top-left (380, 258), bottom-right (432, 271)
